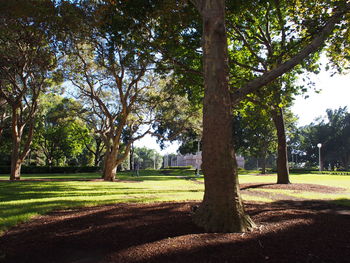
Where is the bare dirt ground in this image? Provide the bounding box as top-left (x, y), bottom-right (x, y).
top-left (0, 183), bottom-right (349, 263)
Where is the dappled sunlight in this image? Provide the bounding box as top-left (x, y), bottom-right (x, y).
top-left (0, 172), bottom-right (349, 235)
top-left (0, 172), bottom-right (206, 233)
top-left (1, 201), bottom-right (349, 263)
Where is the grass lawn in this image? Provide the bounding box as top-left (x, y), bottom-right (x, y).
top-left (0, 169), bottom-right (349, 235)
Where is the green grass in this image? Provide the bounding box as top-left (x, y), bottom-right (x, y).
top-left (239, 173), bottom-right (350, 206)
top-left (0, 170), bottom-right (204, 234)
top-left (0, 170), bottom-right (349, 235)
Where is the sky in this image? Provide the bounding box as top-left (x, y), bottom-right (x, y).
top-left (135, 69), bottom-right (350, 155)
top-left (292, 71), bottom-right (350, 126)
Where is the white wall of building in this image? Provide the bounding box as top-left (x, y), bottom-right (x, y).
top-left (164, 152), bottom-right (245, 169)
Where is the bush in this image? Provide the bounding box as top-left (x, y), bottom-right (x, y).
top-left (288, 168), bottom-right (317, 174)
top-left (310, 171), bottom-right (350, 176)
top-left (166, 166), bottom-right (193, 170)
top-left (237, 168), bottom-right (258, 174)
top-left (0, 166), bottom-right (101, 174)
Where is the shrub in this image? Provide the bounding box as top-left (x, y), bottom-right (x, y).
top-left (166, 166), bottom-right (193, 170)
top-left (310, 171), bottom-right (350, 176)
top-left (0, 166), bottom-right (101, 174)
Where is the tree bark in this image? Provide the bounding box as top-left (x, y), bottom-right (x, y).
top-left (192, 0), bottom-right (255, 233)
top-left (260, 154), bottom-right (267, 174)
top-left (10, 108), bottom-right (22, 181)
top-left (130, 143), bottom-right (134, 170)
top-left (102, 151), bottom-right (117, 181)
top-left (94, 139), bottom-right (104, 167)
top-left (271, 107), bottom-right (290, 184)
top-left (10, 139), bottom-right (22, 181)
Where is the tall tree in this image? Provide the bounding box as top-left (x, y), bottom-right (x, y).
top-left (225, 0), bottom-right (336, 183)
top-left (189, 0), bottom-right (255, 232)
top-left (80, 112), bottom-right (106, 167)
top-left (299, 107), bottom-right (350, 170)
top-left (133, 147), bottom-right (163, 169)
top-left (0, 2), bottom-right (57, 180)
top-left (64, 1), bottom-right (173, 181)
top-left (36, 96), bottom-right (89, 166)
top-left (234, 103), bottom-right (277, 174)
top-left (188, 0), bottom-right (350, 232)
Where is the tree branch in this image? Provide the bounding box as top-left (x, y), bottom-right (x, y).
top-left (232, 4), bottom-right (350, 103)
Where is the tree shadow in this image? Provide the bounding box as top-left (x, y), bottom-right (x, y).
top-left (240, 183), bottom-right (276, 190)
top-left (0, 200), bottom-right (349, 263)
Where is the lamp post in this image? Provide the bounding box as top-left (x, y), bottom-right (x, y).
top-left (317, 143), bottom-right (322, 172)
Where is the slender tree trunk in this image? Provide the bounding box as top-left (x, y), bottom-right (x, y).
top-left (94, 149), bottom-right (102, 167)
top-left (102, 151), bottom-right (117, 181)
top-left (130, 144), bottom-right (134, 171)
top-left (192, 0), bottom-right (255, 233)
top-left (320, 153), bottom-right (324, 171)
top-left (271, 107), bottom-right (290, 184)
top-left (260, 154), bottom-right (267, 174)
top-left (94, 139), bottom-right (104, 167)
top-left (94, 154), bottom-right (100, 167)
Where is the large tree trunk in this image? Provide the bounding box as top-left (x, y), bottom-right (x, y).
top-left (102, 151), bottom-right (117, 181)
top-left (192, 0), bottom-right (255, 233)
top-left (9, 106), bottom-right (35, 180)
top-left (271, 107), bottom-right (290, 184)
top-left (10, 140), bottom-right (21, 181)
top-left (10, 109), bottom-right (22, 181)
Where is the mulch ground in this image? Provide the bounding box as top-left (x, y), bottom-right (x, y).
top-left (0, 184), bottom-right (349, 263)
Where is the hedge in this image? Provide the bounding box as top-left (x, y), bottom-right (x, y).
top-left (288, 169), bottom-right (318, 174)
top-left (165, 166), bottom-right (193, 170)
top-left (0, 166), bottom-right (101, 174)
top-left (310, 170), bottom-right (350, 175)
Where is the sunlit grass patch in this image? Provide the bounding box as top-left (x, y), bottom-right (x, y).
top-left (0, 170), bottom-right (349, 235)
top-left (241, 194), bottom-right (274, 203)
top-left (0, 171), bottom-right (205, 234)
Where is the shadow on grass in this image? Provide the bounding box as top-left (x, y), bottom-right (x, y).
top-left (0, 173), bottom-right (101, 180)
top-left (240, 183), bottom-right (276, 190)
top-left (0, 170), bottom-right (197, 183)
top-left (0, 182), bottom-right (149, 201)
top-left (0, 179), bottom-right (204, 234)
top-left (0, 182), bottom-right (201, 203)
top-left (0, 200), bottom-right (349, 263)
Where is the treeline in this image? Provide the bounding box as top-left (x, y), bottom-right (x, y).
top-left (0, 95), bottom-right (164, 171)
top-left (293, 107), bottom-right (350, 170)
top-left (0, 0), bottom-right (199, 180)
top-left (179, 106), bottom-right (350, 172)
top-left (1, 0), bottom-right (350, 232)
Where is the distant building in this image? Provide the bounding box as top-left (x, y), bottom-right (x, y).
top-left (164, 151), bottom-right (245, 169)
